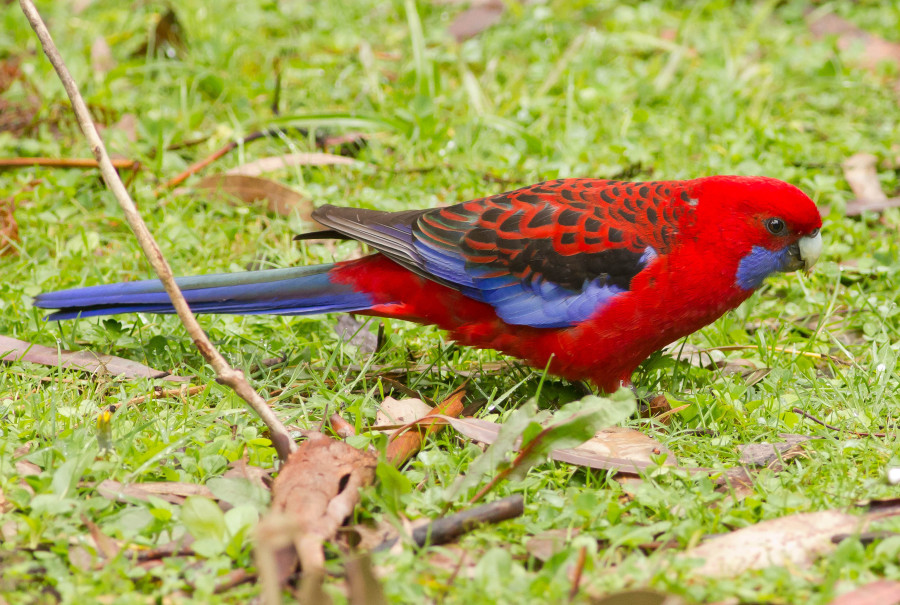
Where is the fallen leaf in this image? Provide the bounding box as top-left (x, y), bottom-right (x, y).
top-left (0, 196), bottom-right (19, 256)
top-left (222, 457), bottom-right (272, 491)
top-left (96, 479), bottom-right (214, 505)
top-left (80, 514), bottom-right (120, 559)
top-left (640, 394), bottom-right (671, 420)
top-left (468, 392), bottom-right (637, 502)
top-left (376, 396), bottom-right (434, 427)
top-left (269, 435), bottom-right (377, 585)
top-left (843, 153), bottom-right (887, 202)
top-left (448, 0), bottom-right (505, 42)
top-left (196, 174), bottom-right (313, 219)
top-left (90, 36), bottom-right (115, 74)
top-left (0, 335), bottom-right (190, 382)
top-left (809, 14), bottom-right (900, 74)
top-left (738, 434), bottom-right (814, 467)
top-left (829, 581), bottom-right (900, 605)
top-left (386, 387), bottom-right (466, 467)
top-left (560, 427), bottom-right (676, 467)
top-left (841, 152), bottom-right (900, 215)
top-left (226, 152), bottom-right (355, 177)
top-left (683, 511), bottom-right (866, 577)
top-left (436, 414), bottom-right (673, 475)
top-left (335, 315), bottom-right (378, 355)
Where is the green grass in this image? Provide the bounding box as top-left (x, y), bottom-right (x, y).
top-left (1, 0), bottom-right (900, 602)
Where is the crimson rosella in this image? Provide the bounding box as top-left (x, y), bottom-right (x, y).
top-left (35, 175), bottom-right (823, 392)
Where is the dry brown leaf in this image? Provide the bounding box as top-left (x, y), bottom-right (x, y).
top-left (90, 36), bottom-right (115, 74)
top-left (80, 514), bottom-right (120, 559)
top-left (561, 427), bottom-right (676, 466)
top-left (841, 152), bottom-right (900, 215)
top-left (640, 394), bottom-right (672, 420)
top-left (0, 335), bottom-right (189, 382)
top-left (843, 153), bottom-right (888, 202)
top-left (809, 14), bottom-right (900, 73)
top-left (226, 152), bottom-right (355, 177)
top-left (269, 435), bottom-right (377, 585)
top-left (376, 396), bottom-right (433, 427)
top-left (0, 196), bottom-right (19, 256)
top-left (448, 0), bottom-right (504, 42)
top-left (436, 415), bottom-right (675, 474)
top-left (829, 580), bottom-right (900, 605)
top-left (335, 315), bottom-right (378, 355)
top-left (683, 511), bottom-right (865, 577)
top-left (96, 479), bottom-right (214, 505)
top-left (386, 387), bottom-right (466, 466)
top-left (196, 174), bottom-right (313, 219)
top-left (223, 457), bottom-right (272, 491)
top-left (738, 434), bottom-right (814, 467)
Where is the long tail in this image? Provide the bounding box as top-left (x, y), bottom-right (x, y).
top-left (33, 263), bottom-right (375, 320)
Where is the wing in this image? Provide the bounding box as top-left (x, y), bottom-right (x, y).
top-left (311, 179), bottom-right (686, 328)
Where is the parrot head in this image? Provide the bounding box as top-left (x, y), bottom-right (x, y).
top-left (684, 176), bottom-right (823, 290)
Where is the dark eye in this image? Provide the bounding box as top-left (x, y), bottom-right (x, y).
top-left (765, 218), bottom-right (786, 235)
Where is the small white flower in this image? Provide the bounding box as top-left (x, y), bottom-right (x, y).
top-left (877, 363), bottom-right (887, 373)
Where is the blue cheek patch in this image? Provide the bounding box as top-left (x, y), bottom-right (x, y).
top-left (735, 246), bottom-right (790, 290)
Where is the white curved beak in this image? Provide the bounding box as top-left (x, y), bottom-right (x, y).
top-left (798, 231), bottom-right (823, 270)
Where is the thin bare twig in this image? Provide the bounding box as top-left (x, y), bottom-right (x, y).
top-left (792, 407), bottom-right (888, 438)
top-left (19, 0), bottom-right (296, 462)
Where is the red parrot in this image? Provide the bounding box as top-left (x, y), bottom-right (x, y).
top-left (35, 176), bottom-right (822, 392)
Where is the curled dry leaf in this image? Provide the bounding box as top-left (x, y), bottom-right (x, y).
top-left (829, 580), bottom-right (900, 605)
top-left (738, 434), bottom-right (814, 467)
top-left (196, 174), bottom-right (313, 219)
top-left (269, 435), bottom-right (377, 584)
top-left (682, 511), bottom-right (866, 577)
top-left (226, 152), bottom-right (355, 177)
top-left (0, 335), bottom-right (189, 382)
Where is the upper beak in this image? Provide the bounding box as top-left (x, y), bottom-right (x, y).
top-left (783, 230), bottom-right (823, 272)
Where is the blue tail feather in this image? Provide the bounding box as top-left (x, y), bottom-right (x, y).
top-left (34, 264), bottom-right (374, 320)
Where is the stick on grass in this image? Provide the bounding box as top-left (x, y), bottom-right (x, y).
top-left (19, 0), bottom-right (297, 462)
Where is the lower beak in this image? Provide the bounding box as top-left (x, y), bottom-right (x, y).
top-left (783, 231), bottom-right (823, 272)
